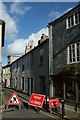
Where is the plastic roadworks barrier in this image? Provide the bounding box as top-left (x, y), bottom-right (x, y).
top-left (49, 98), bottom-right (60, 108)
top-left (6, 92), bottom-right (21, 110)
top-left (28, 93), bottom-right (45, 108)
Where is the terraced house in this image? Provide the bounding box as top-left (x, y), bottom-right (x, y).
top-left (10, 34), bottom-right (49, 96)
top-left (2, 4), bottom-right (80, 111)
top-left (2, 55), bottom-right (20, 88)
top-left (48, 3), bottom-right (80, 106)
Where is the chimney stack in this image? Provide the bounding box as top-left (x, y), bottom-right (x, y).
top-left (38, 34), bottom-right (48, 45)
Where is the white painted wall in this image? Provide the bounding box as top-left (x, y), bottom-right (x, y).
top-left (0, 24), bottom-right (2, 83)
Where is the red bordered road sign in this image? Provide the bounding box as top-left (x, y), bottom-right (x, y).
top-left (7, 92), bottom-right (21, 105)
top-left (28, 93), bottom-right (45, 108)
top-left (49, 98), bottom-right (60, 108)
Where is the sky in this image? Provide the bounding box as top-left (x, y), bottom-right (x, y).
top-left (0, 1), bottom-right (79, 66)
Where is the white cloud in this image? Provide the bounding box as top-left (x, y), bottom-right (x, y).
top-left (49, 7), bottom-right (73, 20)
top-left (10, 2), bottom-right (32, 15)
top-left (0, 2), bottom-right (18, 40)
top-left (49, 11), bottom-right (61, 19)
top-left (7, 27), bottom-right (48, 55)
top-left (7, 39), bottom-right (26, 55)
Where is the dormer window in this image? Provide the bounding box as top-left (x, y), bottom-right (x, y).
top-left (66, 10), bottom-right (80, 29)
top-left (75, 12), bottom-right (79, 24)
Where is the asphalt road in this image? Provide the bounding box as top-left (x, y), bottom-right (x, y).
top-left (2, 88), bottom-right (80, 119)
top-left (2, 88), bottom-right (59, 119)
top-left (3, 109), bottom-right (52, 118)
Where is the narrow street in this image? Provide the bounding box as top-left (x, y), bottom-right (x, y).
top-left (2, 88), bottom-right (61, 119)
top-left (1, 88), bottom-right (80, 119)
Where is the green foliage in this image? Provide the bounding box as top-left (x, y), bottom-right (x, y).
top-left (66, 64), bottom-right (71, 71)
top-left (74, 63), bottom-right (80, 75)
top-left (66, 63), bottom-right (80, 76)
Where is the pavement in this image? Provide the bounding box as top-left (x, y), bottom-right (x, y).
top-left (4, 88), bottom-right (80, 119)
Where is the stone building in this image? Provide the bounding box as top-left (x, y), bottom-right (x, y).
top-left (2, 55), bottom-right (20, 87)
top-left (3, 64), bottom-right (10, 88)
top-left (48, 3), bottom-right (80, 105)
top-left (11, 34), bottom-right (49, 96)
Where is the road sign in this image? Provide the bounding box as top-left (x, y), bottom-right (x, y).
top-left (7, 92), bottom-right (21, 105)
top-left (49, 98), bottom-right (60, 108)
top-left (28, 93), bottom-right (45, 108)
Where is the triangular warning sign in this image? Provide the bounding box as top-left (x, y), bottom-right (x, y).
top-left (7, 92), bottom-right (21, 105)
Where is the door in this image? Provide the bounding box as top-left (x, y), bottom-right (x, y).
top-left (31, 78), bottom-right (33, 94)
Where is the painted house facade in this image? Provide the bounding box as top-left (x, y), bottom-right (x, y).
top-left (3, 64), bottom-right (10, 88)
top-left (48, 3), bottom-right (80, 104)
top-left (11, 34), bottom-right (49, 96)
top-left (2, 55), bottom-right (20, 88)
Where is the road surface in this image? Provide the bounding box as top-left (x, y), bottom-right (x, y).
top-left (2, 88), bottom-right (60, 119)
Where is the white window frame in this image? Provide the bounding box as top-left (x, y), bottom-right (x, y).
top-left (66, 10), bottom-right (80, 29)
top-left (67, 42), bottom-right (80, 64)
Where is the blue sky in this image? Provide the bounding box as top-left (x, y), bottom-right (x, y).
top-left (0, 1), bottom-right (78, 66)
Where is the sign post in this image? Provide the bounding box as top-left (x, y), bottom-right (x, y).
top-left (62, 99), bottom-right (65, 118)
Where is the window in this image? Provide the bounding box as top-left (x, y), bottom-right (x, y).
top-left (27, 55), bottom-right (30, 67)
top-left (14, 77), bottom-right (17, 88)
top-left (17, 62), bottom-right (18, 69)
top-left (22, 61), bottom-right (24, 71)
top-left (21, 77), bottom-right (24, 90)
top-left (76, 43), bottom-right (80, 61)
top-left (66, 81), bottom-right (75, 100)
top-left (31, 78), bottom-right (34, 94)
top-left (39, 76), bottom-right (46, 94)
top-left (71, 14), bottom-right (74, 26)
top-left (27, 78), bottom-right (30, 95)
top-left (40, 48), bottom-right (43, 64)
top-left (30, 53), bottom-right (33, 66)
top-left (72, 44), bottom-right (75, 62)
top-left (67, 42), bottom-right (80, 64)
top-left (22, 64), bottom-right (24, 71)
top-left (75, 12), bottom-right (79, 24)
top-left (66, 10), bottom-right (80, 29)
top-left (67, 16), bottom-right (71, 28)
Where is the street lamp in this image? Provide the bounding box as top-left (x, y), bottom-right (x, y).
top-left (0, 19), bottom-right (5, 109)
